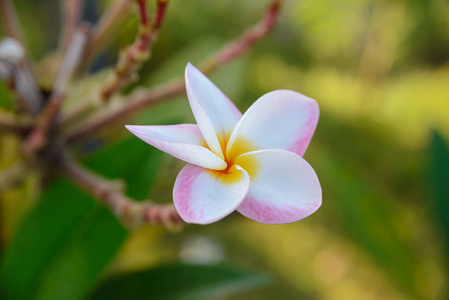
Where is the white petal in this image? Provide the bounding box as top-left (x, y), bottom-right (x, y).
top-left (173, 164), bottom-right (250, 224)
top-left (185, 63), bottom-right (242, 158)
top-left (125, 124), bottom-right (226, 170)
top-left (234, 149), bottom-right (321, 224)
top-left (227, 90), bottom-right (319, 159)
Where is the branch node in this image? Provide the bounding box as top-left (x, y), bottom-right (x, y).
top-left (66, 0), bottom-right (283, 143)
top-left (60, 152), bottom-right (184, 230)
top-left (23, 26), bottom-right (89, 154)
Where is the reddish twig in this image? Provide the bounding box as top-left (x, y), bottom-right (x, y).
top-left (61, 0), bottom-right (169, 125)
top-left (23, 27), bottom-right (89, 154)
top-left (100, 0), bottom-right (169, 102)
top-left (60, 152), bottom-right (183, 229)
top-left (65, 0), bottom-right (284, 143)
top-left (201, 0), bottom-right (284, 73)
top-left (66, 78), bottom-right (183, 143)
top-left (22, 92), bottom-right (65, 154)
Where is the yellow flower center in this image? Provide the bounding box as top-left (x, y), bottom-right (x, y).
top-left (204, 133), bottom-right (260, 185)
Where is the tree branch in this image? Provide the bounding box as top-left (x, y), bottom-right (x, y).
top-left (61, 0), bottom-right (169, 125)
top-left (0, 61), bottom-right (31, 114)
top-left (60, 152), bottom-right (183, 230)
top-left (65, 0), bottom-right (284, 143)
top-left (0, 38), bottom-right (43, 115)
top-left (65, 78), bottom-right (183, 143)
top-left (200, 0), bottom-right (284, 73)
top-left (100, 0), bottom-right (168, 103)
top-left (58, 0), bottom-right (85, 53)
top-left (23, 27), bottom-right (89, 154)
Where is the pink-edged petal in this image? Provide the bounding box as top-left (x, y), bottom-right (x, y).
top-left (185, 63), bottom-right (242, 158)
top-left (125, 124), bottom-right (226, 170)
top-left (173, 163), bottom-right (250, 224)
top-left (226, 90), bottom-right (319, 159)
top-left (234, 149), bottom-right (321, 224)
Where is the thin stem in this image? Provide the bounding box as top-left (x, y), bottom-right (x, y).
top-left (0, 38), bottom-right (43, 115)
top-left (22, 92), bottom-right (65, 154)
top-left (0, 60), bottom-right (34, 115)
top-left (13, 62), bottom-right (43, 115)
top-left (23, 27), bottom-right (89, 154)
top-left (99, 0), bottom-right (168, 103)
top-left (61, 0), bottom-right (169, 125)
top-left (200, 0), bottom-right (284, 73)
top-left (60, 152), bottom-right (183, 229)
top-left (65, 0), bottom-right (284, 143)
top-left (0, 161), bottom-right (28, 193)
top-left (54, 25), bottom-right (91, 93)
top-left (0, 2), bottom-right (45, 114)
top-left (78, 0), bottom-right (135, 72)
top-left (0, 0), bottom-right (24, 45)
top-left (66, 78), bottom-right (183, 143)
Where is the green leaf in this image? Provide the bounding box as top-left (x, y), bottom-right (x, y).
top-left (0, 179), bottom-right (125, 300)
top-left (88, 263), bottom-right (270, 300)
top-left (0, 137), bottom-right (163, 300)
top-left (429, 132), bottom-right (449, 253)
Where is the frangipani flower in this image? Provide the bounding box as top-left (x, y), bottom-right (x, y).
top-left (126, 63), bottom-right (321, 224)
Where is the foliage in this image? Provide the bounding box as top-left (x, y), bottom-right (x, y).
top-left (88, 263), bottom-right (270, 300)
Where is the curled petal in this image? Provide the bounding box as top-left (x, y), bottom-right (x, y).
top-left (227, 90), bottom-right (319, 159)
top-left (235, 149), bottom-right (321, 224)
top-left (173, 164), bottom-right (250, 224)
top-left (185, 63), bottom-right (242, 158)
top-left (125, 124), bottom-right (226, 170)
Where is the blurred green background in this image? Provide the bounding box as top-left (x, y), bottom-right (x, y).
top-left (1, 0), bottom-right (449, 299)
